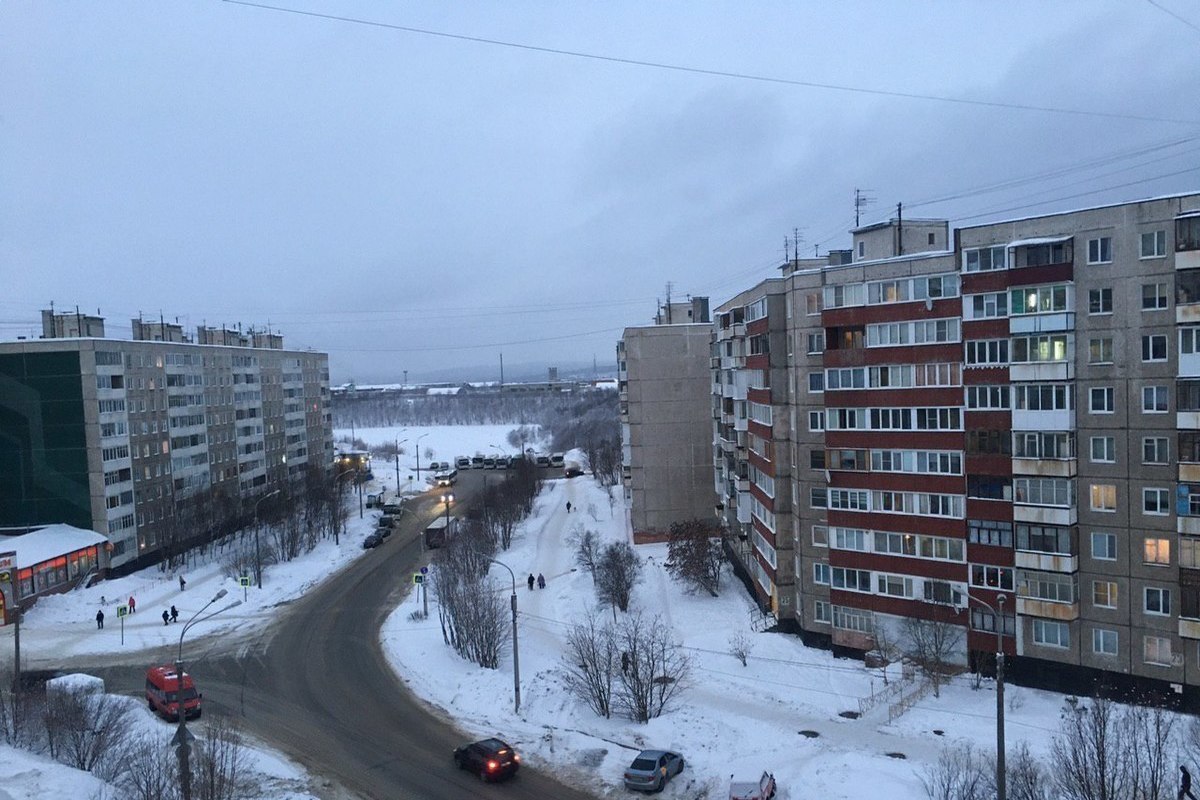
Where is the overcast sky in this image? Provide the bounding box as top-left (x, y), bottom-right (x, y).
top-left (3, 1), bottom-right (1199, 384)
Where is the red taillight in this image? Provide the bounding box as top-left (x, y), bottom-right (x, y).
top-left (487, 760), bottom-right (498, 771)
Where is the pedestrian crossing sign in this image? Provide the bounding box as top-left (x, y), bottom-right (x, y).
top-left (413, 574), bottom-right (424, 585)
top-left (117, 605), bottom-right (128, 618)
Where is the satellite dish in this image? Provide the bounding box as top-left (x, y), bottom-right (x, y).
top-left (925, 297), bottom-right (934, 311)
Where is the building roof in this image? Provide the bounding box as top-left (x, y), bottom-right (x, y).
top-left (0, 524), bottom-right (108, 568)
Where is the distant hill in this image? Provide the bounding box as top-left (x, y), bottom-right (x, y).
top-left (343, 359), bottom-right (614, 386)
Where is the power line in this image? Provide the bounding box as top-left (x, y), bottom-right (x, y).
top-left (1144, 0), bottom-right (1200, 38)
top-left (221, 0), bottom-right (1200, 126)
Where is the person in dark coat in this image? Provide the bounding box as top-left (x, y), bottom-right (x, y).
top-left (162, 609), bottom-right (170, 626)
top-left (566, 501), bottom-right (571, 513)
top-left (170, 605), bottom-right (179, 623)
top-left (179, 575), bottom-right (186, 591)
top-left (527, 573), bottom-right (535, 591)
top-left (95, 609), bottom-right (104, 629)
top-left (1181, 765), bottom-right (1198, 800)
top-left (537, 573), bottom-right (546, 589)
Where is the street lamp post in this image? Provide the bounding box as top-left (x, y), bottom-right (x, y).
top-left (481, 555), bottom-right (520, 714)
top-left (175, 589), bottom-right (242, 800)
top-left (969, 593), bottom-right (1008, 800)
top-left (395, 438), bottom-right (408, 495)
top-left (253, 489), bottom-right (281, 589)
top-left (415, 433), bottom-right (429, 482)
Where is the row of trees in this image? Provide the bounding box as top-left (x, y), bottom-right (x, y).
top-left (333, 387), bottom-right (605, 429)
top-left (922, 694), bottom-right (1197, 800)
top-left (0, 676), bottom-right (253, 800)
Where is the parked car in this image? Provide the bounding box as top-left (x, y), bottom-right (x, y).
top-left (455, 456), bottom-right (472, 470)
top-left (375, 518), bottom-right (393, 538)
top-left (381, 501), bottom-right (404, 515)
top-left (624, 749), bottom-right (684, 793)
top-left (453, 737), bottom-right (521, 782)
top-left (361, 532), bottom-right (382, 549)
top-left (535, 455), bottom-right (551, 468)
top-left (729, 771), bottom-right (777, 800)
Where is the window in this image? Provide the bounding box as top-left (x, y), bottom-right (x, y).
top-left (807, 333), bottom-right (825, 354)
top-left (1090, 387), bottom-right (1114, 413)
top-left (969, 519), bottom-right (1013, 547)
top-left (966, 385), bottom-right (1010, 410)
top-left (813, 600), bottom-right (831, 623)
top-left (1143, 282), bottom-right (1169, 310)
top-left (810, 450), bottom-right (826, 469)
top-left (1143, 489), bottom-right (1170, 516)
top-left (1033, 619), bottom-right (1069, 648)
top-left (1140, 386), bottom-right (1169, 414)
top-left (808, 411), bottom-right (824, 432)
top-left (813, 563), bottom-right (831, 585)
top-left (1014, 477), bottom-right (1074, 507)
top-left (965, 339), bottom-right (1009, 366)
top-left (1093, 628), bottom-right (1118, 656)
top-left (1144, 536), bottom-right (1171, 563)
top-left (808, 373), bottom-right (824, 393)
top-left (811, 525), bottom-right (828, 547)
top-left (1017, 524), bottom-right (1072, 554)
top-left (1145, 586), bottom-right (1172, 616)
top-left (1090, 437), bottom-right (1115, 463)
top-left (1011, 285), bottom-right (1069, 315)
top-left (857, 241), bottom-right (865, 259)
top-left (1144, 635), bottom-right (1173, 666)
top-left (1091, 484), bottom-right (1117, 511)
top-left (1011, 334), bottom-right (1068, 364)
top-left (1182, 328), bottom-right (1200, 356)
top-left (1144, 437), bottom-right (1169, 464)
top-left (1142, 335), bottom-right (1168, 362)
top-left (1141, 230), bottom-right (1166, 258)
top-left (1014, 383), bottom-right (1072, 411)
top-left (831, 567), bottom-right (871, 591)
top-left (926, 581), bottom-right (965, 606)
top-left (810, 488), bottom-right (827, 509)
top-left (1093, 581), bottom-right (1118, 608)
top-left (1091, 532), bottom-right (1117, 560)
top-left (1088, 288), bottom-right (1112, 314)
top-left (1088, 337), bottom-right (1114, 364)
top-left (1182, 537), bottom-right (1200, 569)
top-left (964, 245), bottom-right (1006, 272)
top-left (968, 292), bottom-right (1008, 319)
top-left (1087, 237), bottom-right (1112, 264)
top-left (970, 564), bottom-right (1014, 591)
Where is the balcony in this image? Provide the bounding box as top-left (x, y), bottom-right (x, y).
top-left (734, 415), bottom-right (749, 432)
top-left (1181, 463), bottom-right (1200, 484)
top-left (1011, 408), bottom-right (1073, 433)
top-left (735, 475), bottom-right (750, 492)
top-left (1009, 312), bottom-right (1074, 335)
top-left (1014, 551), bottom-right (1078, 573)
top-left (1016, 597), bottom-right (1080, 621)
top-left (1009, 362), bottom-right (1073, 382)
top-left (1179, 516), bottom-right (1200, 535)
top-left (1011, 458), bottom-right (1076, 478)
top-left (1013, 504), bottom-right (1076, 527)
top-left (1180, 618), bottom-right (1200, 640)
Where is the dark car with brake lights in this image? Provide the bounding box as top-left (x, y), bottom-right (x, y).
top-left (453, 737), bottom-right (521, 782)
top-left (624, 749), bottom-right (684, 792)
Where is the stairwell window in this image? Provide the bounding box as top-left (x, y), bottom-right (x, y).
top-left (1144, 636), bottom-right (1173, 666)
top-left (1087, 237), bottom-right (1113, 264)
top-left (1140, 230), bottom-right (1166, 258)
top-left (1093, 629), bottom-right (1118, 656)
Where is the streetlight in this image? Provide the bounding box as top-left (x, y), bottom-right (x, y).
top-left (395, 438), bottom-right (408, 495)
top-left (415, 433), bottom-right (430, 481)
top-left (480, 555), bottom-right (520, 714)
top-left (175, 589), bottom-right (243, 800)
top-left (969, 592), bottom-right (1008, 800)
top-left (253, 489), bottom-right (281, 589)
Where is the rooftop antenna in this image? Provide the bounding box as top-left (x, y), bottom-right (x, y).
top-left (854, 188), bottom-right (875, 228)
top-left (793, 227), bottom-right (804, 266)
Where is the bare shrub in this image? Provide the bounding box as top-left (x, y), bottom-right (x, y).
top-left (613, 612), bottom-right (690, 723)
top-left (665, 518), bottom-right (724, 596)
top-left (570, 528), bottom-right (601, 579)
top-left (727, 631), bottom-right (752, 667)
top-left (43, 689), bottom-right (132, 772)
top-left (431, 546), bottom-right (508, 669)
top-left (919, 740), bottom-right (992, 800)
top-left (595, 541), bottom-right (641, 616)
top-left (869, 616), bottom-right (902, 685)
top-left (106, 730), bottom-right (176, 800)
top-left (193, 714), bottom-right (256, 800)
top-left (560, 614), bottom-right (619, 718)
top-left (1124, 700), bottom-right (1176, 800)
top-left (1006, 741), bottom-right (1049, 800)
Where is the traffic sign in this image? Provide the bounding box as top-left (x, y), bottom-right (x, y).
top-left (420, 566), bottom-right (428, 574)
top-left (117, 605), bottom-right (129, 618)
top-left (239, 576), bottom-right (251, 587)
top-left (413, 574), bottom-right (424, 585)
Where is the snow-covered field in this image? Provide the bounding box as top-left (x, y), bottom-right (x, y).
top-left (0, 424), bottom-right (1089, 798)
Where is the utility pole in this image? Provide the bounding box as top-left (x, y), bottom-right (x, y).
top-left (896, 202), bottom-right (904, 256)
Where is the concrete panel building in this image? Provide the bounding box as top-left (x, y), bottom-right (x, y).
top-left (619, 299), bottom-right (714, 540)
top-left (0, 310), bottom-right (333, 572)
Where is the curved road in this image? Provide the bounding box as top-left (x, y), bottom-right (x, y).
top-left (84, 472), bottom-right (604, 800)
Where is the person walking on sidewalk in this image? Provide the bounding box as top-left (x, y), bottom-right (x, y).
top-left (537, 573), bottom-right (546, 589)
top-left (179, 575), bottom-right (186, 591)
top-left (128, 595), bottom-right (136, 613)
top-left (527, 573), bottom-right (535, 591)
top-left (95, 609), bottom-right (105, 629)
top-left (170, 605), bottom-right (179, 623)
top-left (162, 609), bottom-right (170, 626)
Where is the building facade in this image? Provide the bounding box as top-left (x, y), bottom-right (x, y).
top-left (0, 312), bottom-right (333, 571)
top-left (620, 299), bottom-right (715, 540)
top-left (697, 193), bottom-right (1200, 698)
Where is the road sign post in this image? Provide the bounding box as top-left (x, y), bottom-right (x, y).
top-left (420, 566), bottom-right (429, 617)
top-left (117, 605), bottom-right (128, 645)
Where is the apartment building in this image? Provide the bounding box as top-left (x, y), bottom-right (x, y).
top-left (619, 297), bottom-right (714, 540)
top-left (694, 194), bottom-right (1200, 699)
top-left (0, 311), bottom-right (333, 571)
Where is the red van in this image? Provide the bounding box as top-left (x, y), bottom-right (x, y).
top-left (145, 664), bottom-right (202, 721)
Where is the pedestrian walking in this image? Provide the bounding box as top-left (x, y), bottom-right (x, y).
top-left (566, 501), bottom-right (571, 513)
top-left (170, 605), bottom-right (179, 623)
top-left (162, 609), bottom-right (170, 626)
top-left (1181, 765), bottom-right (1198, 800)
top-left (621, 651), bottom-right (630, 675)
top-left (527, 573), bottom-right (535, 591)
top-left (179, 575), bottom-right (186, 591)
top-left (101, 595), bottom-right (106, 605)
top-left (95, 609), bottom-right (105, 629)
top-left (537, 573), bottom-right (546, 589)
top-left (128, 595), bottom-right (136, 613)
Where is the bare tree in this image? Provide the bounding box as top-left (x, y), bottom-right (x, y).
top-left (665, 518), bottom-right (724, 596)
top-left (870, 615), bottom-right (902, 685)
top-left (595, 541), bottom-right (641, 616)
top-left (108, 730), bottom-right (177, 800)
top-left (431, 544), bottom-right (509, 670)
top-left (920, 741), bottom-right (992, 800)
top-left (727, 631), bottom-right (752, 667)
top-left (902, 613), bottom-right (963, 698)
top-left (571, 528), bottom-right (601, 580)
top-left (559, 614), bottom-right (619, 718)
top-left (612, 612), bottom-right (690, 723)
top-left (1006, 741), bottom-right (1049, 800)
top-left (1050, 695), bottom-right (1131, 800)
top-left (43, 689), bottom-right (132, 772)
top-left (193, 714), bottom-right (255, 800)
top-left (1125, 700), bottom-right (1176, 800)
